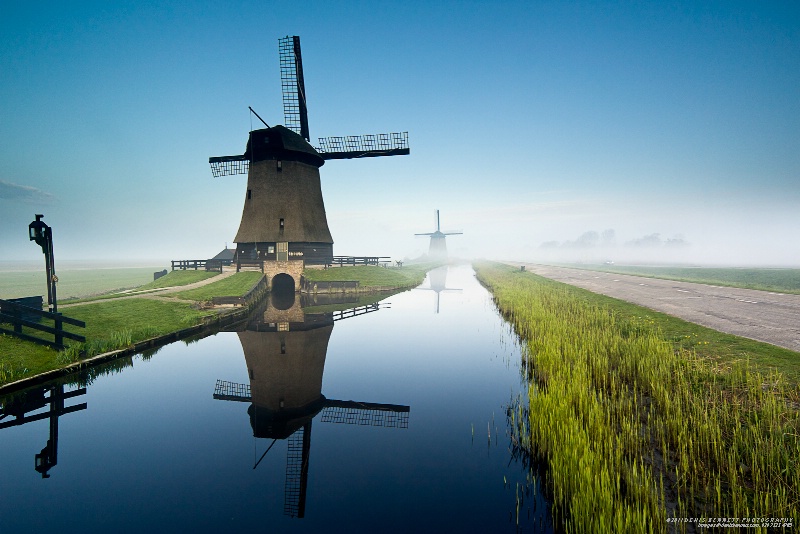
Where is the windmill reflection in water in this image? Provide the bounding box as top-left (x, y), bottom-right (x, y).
top-left (415, 265), bottom-right (462, 314)
top-left (213, 293), bottom-right (410, 518)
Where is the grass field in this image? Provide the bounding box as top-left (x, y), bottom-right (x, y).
top-left (476, 262), bottom-right (799, 532)
top-left (0, 266), bottom-right (164, 300)
top-left (564, 264), bottom-right (800, 294)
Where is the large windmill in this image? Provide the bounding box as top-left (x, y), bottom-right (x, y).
top-left (209, 36), bottom-right (409, 277)
top-left (415, 209), bottom-right (462, 260)
top-left (214, 301), bottom-right (409, 518)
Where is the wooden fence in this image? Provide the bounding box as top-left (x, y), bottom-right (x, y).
top-left (0, 298), bottom-right (85, 349)
top-left (171, 259), bottom-right (233, 272)
top-left (328, 256), bottom-right (391, 267)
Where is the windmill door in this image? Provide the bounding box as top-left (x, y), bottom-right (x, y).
top-left (277, 242), bottom-right (288, 261)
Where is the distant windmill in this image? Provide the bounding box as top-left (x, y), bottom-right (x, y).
top-left (415, 210), bottom-right (462, 260)
top-left (209, 36), bottom-right (409, 283)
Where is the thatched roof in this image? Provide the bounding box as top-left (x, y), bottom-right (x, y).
top-left (245, 125), bottom-right (324, 167)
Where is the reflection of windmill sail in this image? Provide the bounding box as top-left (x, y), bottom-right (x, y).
top-left (415, 210), bottom-right (462, 260)
top-left (284, 423), bottom-right (312, 518)
top-left (415, 266), bottom-right (462, 313)
top-left (213, 298), bottom-right (408, 519)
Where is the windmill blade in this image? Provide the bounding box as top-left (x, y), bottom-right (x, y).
top-left (209, 155), bottom-right (249, 177)
top-left (284, 422), bottom-right (311, 518)
top-left (414, 232), bottom-right (435, 236)
top-left (279, 35), bottom-right (310, 141)
top-left (442, 230), bottom-right (464, 236)
top-left (213, 379), bottom-right (251, 402)
top-left (315, 132), bottom-right (409, 160)
top-left (320, 400), bottom-right (410, 428)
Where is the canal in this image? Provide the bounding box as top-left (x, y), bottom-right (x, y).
top-left (0, 264), bottom-right (553, 533)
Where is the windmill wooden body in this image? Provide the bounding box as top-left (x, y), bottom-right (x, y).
top-left (415, 210), bottom-right (462, 260)
top-left (214, 300), bottom-right (409, 518)
top-left (209, 36), bottom-right (409, 290)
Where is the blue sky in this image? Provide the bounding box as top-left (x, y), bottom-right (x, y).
top-left (1, 0), bottom-right (798, 266)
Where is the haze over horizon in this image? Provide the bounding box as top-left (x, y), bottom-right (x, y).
top-left (2, 1), bottom-right (798, 267)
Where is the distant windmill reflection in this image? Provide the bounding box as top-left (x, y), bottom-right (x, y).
top-left (0, 384), bottom-right (87, 478)
top-left (214, 296), bottom-right (410, 518)
top-left (415, 265), bottom-right (461, 313)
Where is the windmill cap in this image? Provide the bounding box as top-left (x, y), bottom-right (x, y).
top-left (245, 125), bottom-right (324, 167)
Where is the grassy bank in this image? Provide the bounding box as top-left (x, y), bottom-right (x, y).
top-left (1, 299), bottom-right (215, 384)
top-left (0, 272), bottom-right (263, 386)
top-left (172, 271), bottom-right (262, 301)
top-left (560, 264), bottom-right (800, 295)
top-left (303, 262), bottom-right (439, 290)
top-left (475, 262), bottom-right (799, 532)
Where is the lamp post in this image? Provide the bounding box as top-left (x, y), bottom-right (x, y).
top-left (28, 214), bottom-right (58, 313)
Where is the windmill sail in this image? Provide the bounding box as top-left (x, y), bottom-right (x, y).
top-left (315, 132), bottom-right (410, 160)
top-left (280, 36), bottom-right (310, 141)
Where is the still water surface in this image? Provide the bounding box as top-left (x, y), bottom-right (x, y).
top-left (1, 265), bottom-right (553, 532)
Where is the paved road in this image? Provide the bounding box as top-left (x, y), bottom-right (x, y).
top-left (517, 264), bottom-right (800, 353)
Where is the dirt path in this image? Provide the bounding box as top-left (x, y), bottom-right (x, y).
top-left (61, 270), bottom-right (239, 308)
top-left (514, 263), bottom-right (800, 353)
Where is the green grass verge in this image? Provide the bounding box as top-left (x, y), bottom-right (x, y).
top-left (172, 271), bottom-right (264, 301)
top-left (562, 263), bottom-right (800, 294)
top-left (562, 277), bottom-right (800, 381)
top-left (475, 262), bottom-right (799, 531)
top-left (302, 262), bottom-right (439, 289)
top-left (0, 298), bottom-right (215, 385)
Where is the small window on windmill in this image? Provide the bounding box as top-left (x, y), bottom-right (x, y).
top-left (268, 245), bottom-right (275, 254)
top-left (276, 160), bottom-right (282, 172)
top-left (247, 189), bottom-right (252, 200)
top-left (280, 341), bottom-right (286, 355)
top-left (279, 218), bottom-right (285, 231)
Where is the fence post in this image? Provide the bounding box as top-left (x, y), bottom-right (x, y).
top-left (13, 306), bottom-right (22, 334)
top-left (54, 313), bottom-right (63, 347)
